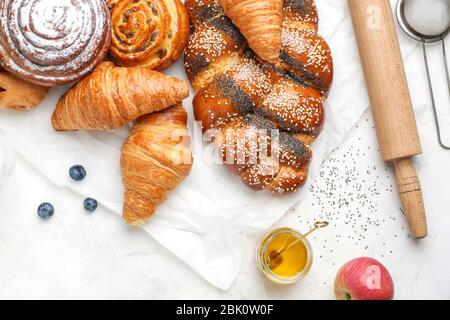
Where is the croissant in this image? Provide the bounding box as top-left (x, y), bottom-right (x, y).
top-left (51, 62), bottom-right (189, 131)
top-left (121, 103), bottom-right (193, 225)
top-left (0, 69), bottom-right (48, 110)
top-left (219, 0), bottom-right (283, 63)
top-left (185, 0), bottom-right (333, 194)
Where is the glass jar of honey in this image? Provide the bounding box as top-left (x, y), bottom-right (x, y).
top-left (257, 227), bottom-right (313, 285)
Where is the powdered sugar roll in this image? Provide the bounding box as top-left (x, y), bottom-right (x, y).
top-left (0, 0), bottom-right (111, 86)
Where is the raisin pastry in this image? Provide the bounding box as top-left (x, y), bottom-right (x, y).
top-left (106, 0), bottom-right (189, 70)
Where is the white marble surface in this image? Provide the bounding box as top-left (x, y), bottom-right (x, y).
top-left (2, 108), bottom-right (450, 300)
top-left (1, 3), bottom-right (450, 299)
top-left (0, 0), bottom-right (369, 290)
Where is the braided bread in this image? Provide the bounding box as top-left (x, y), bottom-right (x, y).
top-left (185, 0), bottom-right (333, 194)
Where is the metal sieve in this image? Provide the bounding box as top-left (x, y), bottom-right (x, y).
top-left (397, 0), bottom-right (450, 149)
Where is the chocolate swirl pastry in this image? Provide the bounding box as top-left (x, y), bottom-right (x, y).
top-left (185, 0), bottom-right (333, 194)
top-left (0, 0), bottom-right (111, 86)
top-left (106, 0), bottom-right (189, 70)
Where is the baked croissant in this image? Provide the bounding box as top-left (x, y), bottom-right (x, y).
top-left (0, 69), bottom-right (48, 110)
top-left (121, 103), bottom-right (192, 225)
top-left (51, 62), bottom-right (189, 131)
top-left (219, 0), bottom-right (283, 63)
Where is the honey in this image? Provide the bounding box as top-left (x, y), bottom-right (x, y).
top-left (257, 228), bottom-right (313, 285)
top-left (267, 234), bottom-right (308, 277)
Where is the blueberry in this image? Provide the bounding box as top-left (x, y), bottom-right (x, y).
top-left (37, 202), bottom-right (54, 220)
top-left (69, 165), bottom-right (86, 181)
top-left (84, 198), bottom-right (98, 213)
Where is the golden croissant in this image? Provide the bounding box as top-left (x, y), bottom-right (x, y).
top-left (219, 0), bottom-right (282, 63)
top-left (0, 69), bottom-right (48, 110)
top-left (121, 103), bottom-right (193, 225)
top-left (51, 62), bottom-right (189, 131)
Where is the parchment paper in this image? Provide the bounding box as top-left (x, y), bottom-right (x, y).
top-left (0, 0), bottom-right (415, 289)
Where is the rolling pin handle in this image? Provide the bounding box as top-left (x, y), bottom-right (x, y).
top-left (393, 158), bottom-right (428, 239)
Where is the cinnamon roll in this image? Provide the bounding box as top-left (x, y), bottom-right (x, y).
top-left (0, 0), bottom-right (112, 86)
top-left (106, 0), bottom-right (189, 70)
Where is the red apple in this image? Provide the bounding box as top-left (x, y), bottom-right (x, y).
top-left (334, 257), bottom-right (394, 300)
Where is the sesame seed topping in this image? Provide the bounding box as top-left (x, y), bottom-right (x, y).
top-left (185, 0), bottom-right (333, 194)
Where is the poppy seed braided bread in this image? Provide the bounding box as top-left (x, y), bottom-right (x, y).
top-left (184, 0), bottom-right (333, 194)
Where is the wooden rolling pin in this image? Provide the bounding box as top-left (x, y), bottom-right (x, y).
top-left (348, 0), bottom-right (427, 238)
